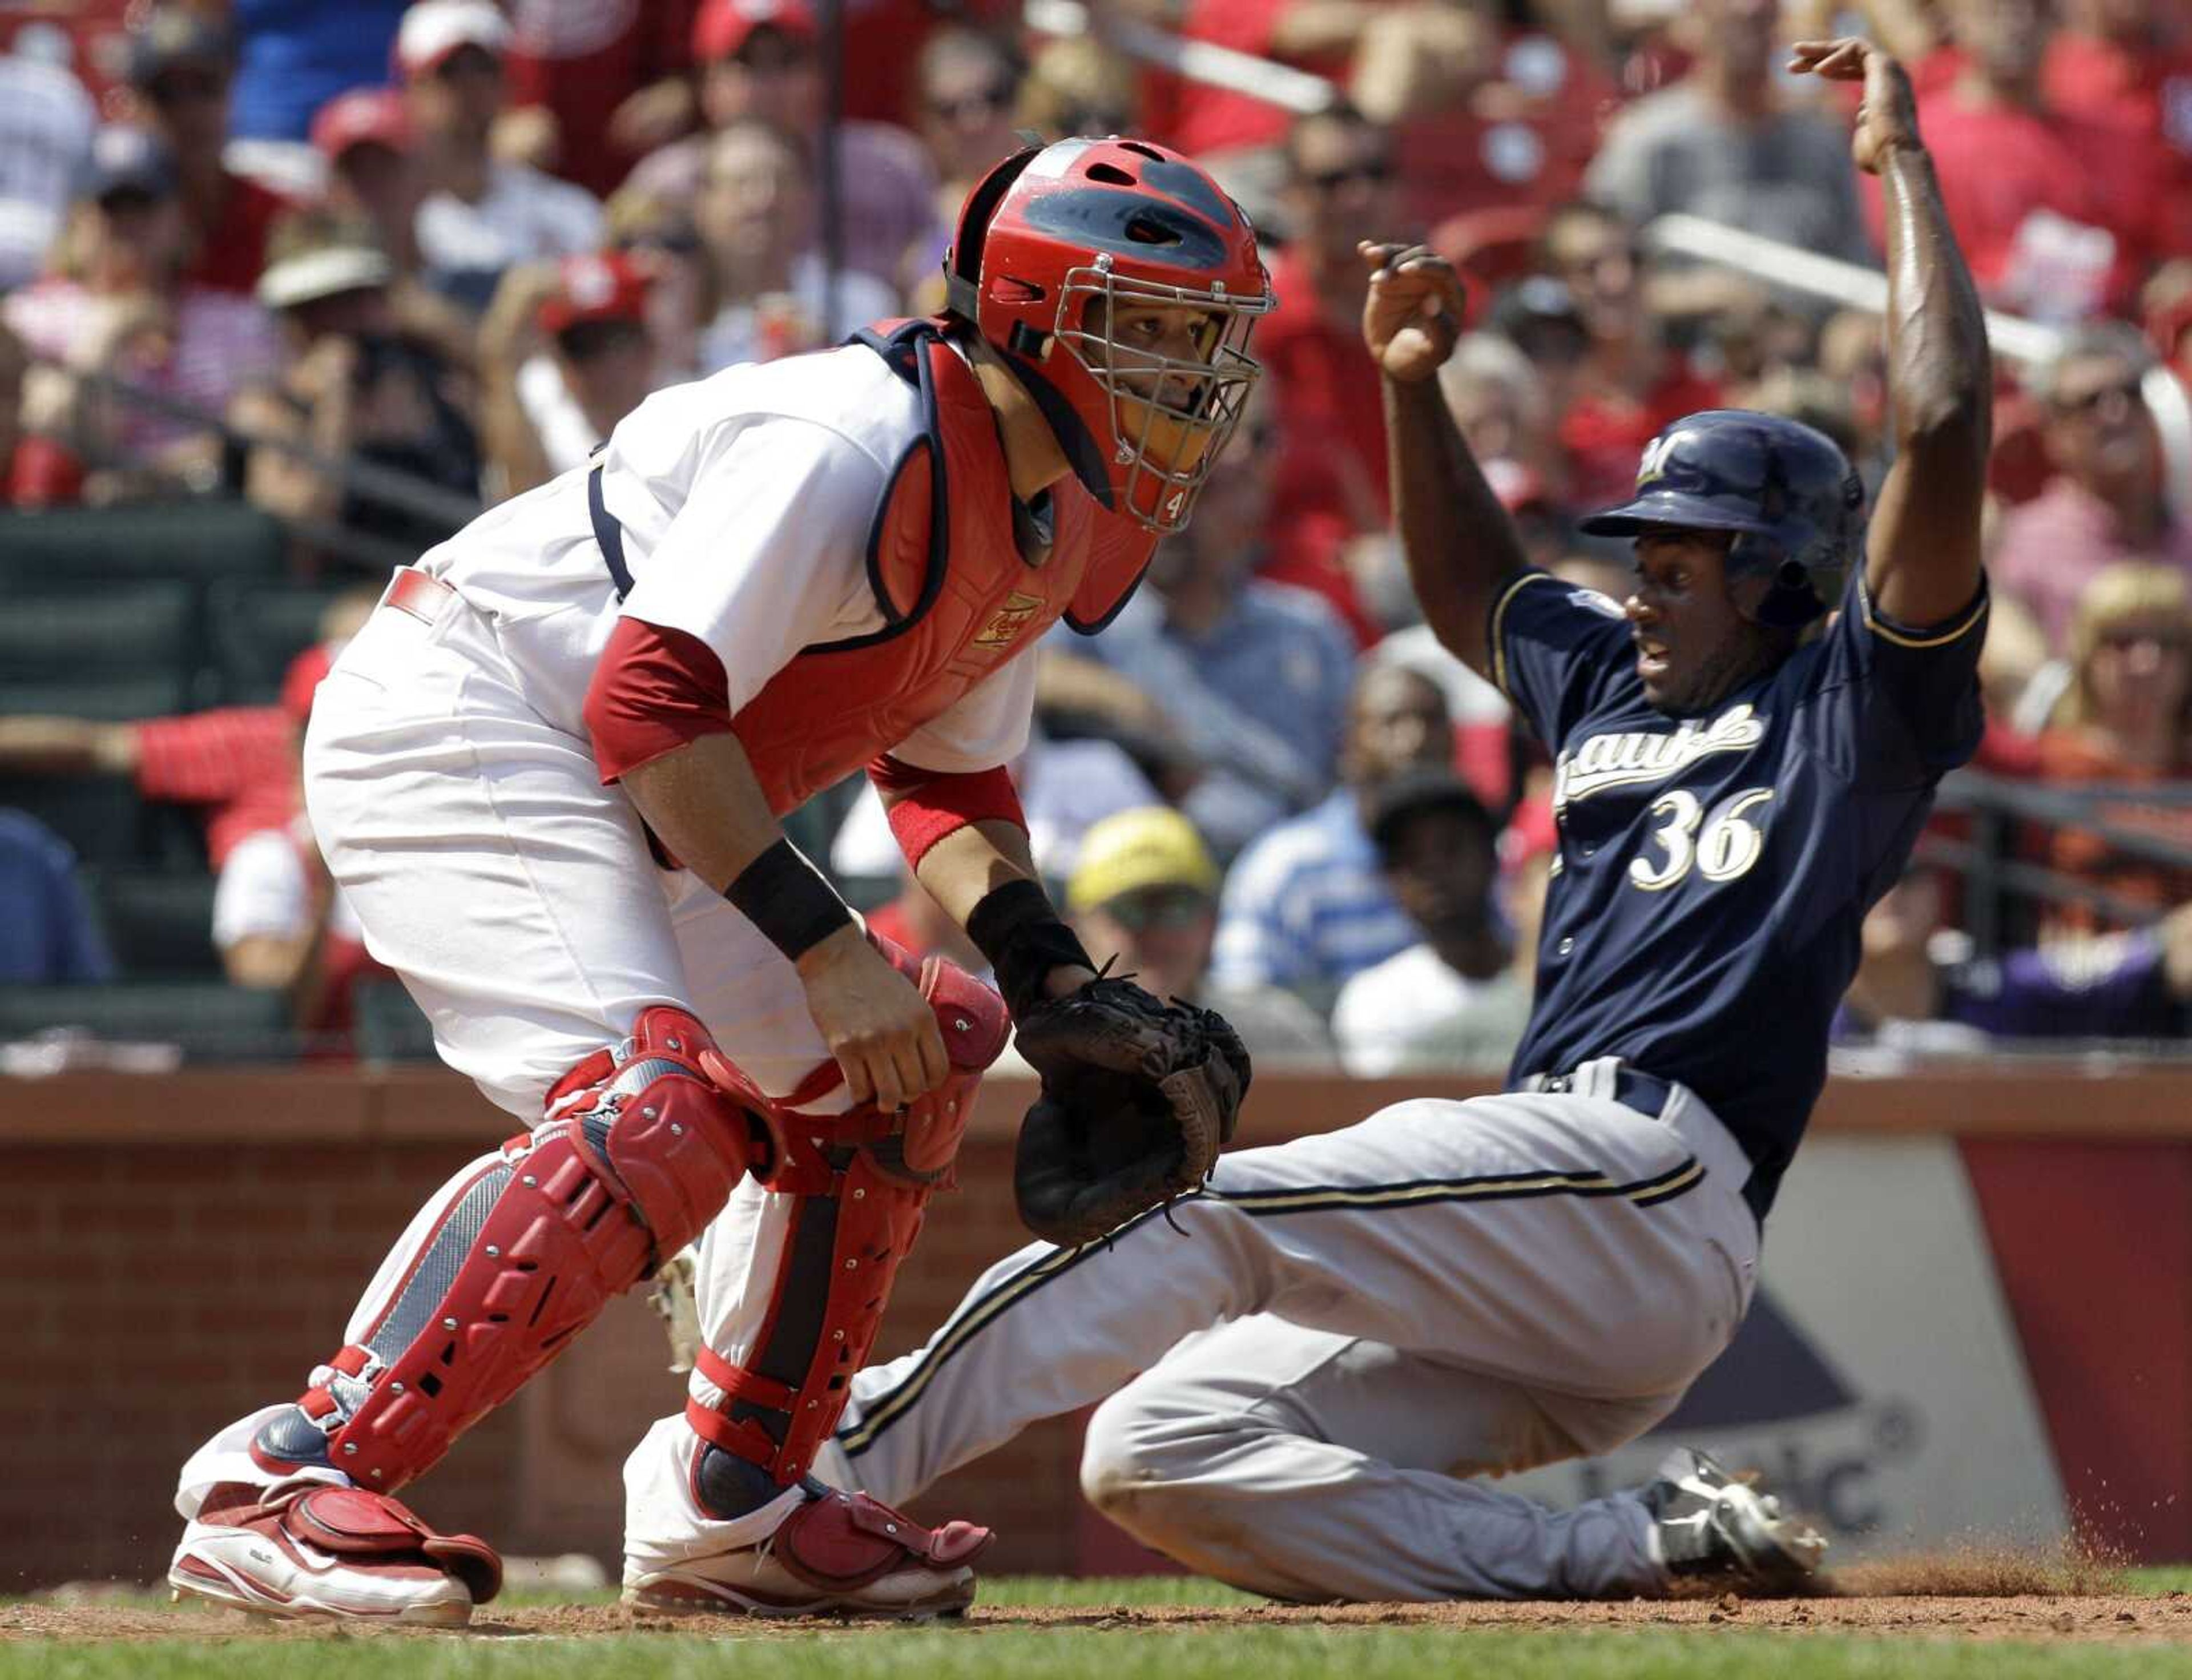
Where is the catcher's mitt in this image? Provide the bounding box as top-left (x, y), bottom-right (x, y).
top-left (1009, 977), bottom-right (1251, 1248)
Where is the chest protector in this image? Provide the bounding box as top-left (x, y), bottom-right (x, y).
top-left (724, 319), bottom-right (1155, 815)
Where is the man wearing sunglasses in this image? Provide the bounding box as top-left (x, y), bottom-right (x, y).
top-left (1993, 321), bottom-right (2192, 653)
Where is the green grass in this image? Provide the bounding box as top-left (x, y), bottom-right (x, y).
top-left (13, 1630), bottom-right (2192, 1680)
top-left (10, 1575), bottom-right (2192, 1680)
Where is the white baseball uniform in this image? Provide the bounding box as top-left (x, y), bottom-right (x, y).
top-left (175, 343), bottom-right (1039, 1566)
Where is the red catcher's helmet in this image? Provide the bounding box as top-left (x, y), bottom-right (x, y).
top-left (943, 136), bottom-right (1274, 535)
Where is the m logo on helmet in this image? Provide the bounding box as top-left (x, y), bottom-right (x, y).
top-left (1635, 430), bottom-right (1691, 489)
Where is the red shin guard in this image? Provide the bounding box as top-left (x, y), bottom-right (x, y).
top-left (685, 950), bottom-right (1008, 1490)
top-left (268, 1008), bottom-right (765, 1493)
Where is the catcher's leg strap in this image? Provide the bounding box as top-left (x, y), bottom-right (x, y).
top-left (252, 1007), bottom-right (767, 1493)
top-left (686, 954), bottom-right (1008, 1508)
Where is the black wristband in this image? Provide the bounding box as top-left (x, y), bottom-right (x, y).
top-left (725, 839), bottom-right (855, 962)
top-left (965, 877), bottom-right (1093, 1019)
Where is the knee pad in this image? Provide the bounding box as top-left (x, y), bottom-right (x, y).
top-left (256, 1008), bottom-right (767, 1493)
top-left (684, 953), bottom-right (1008, 1501)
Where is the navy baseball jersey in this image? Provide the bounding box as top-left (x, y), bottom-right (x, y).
top-left (1492, 568), bottom-right (1989, 1215)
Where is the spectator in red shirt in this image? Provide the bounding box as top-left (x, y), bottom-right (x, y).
top-left (1992, 323), bottom-right (2192, 652)
top-left (1142, 0), bottom-right (1371, 162)
top-left (122, 7), bottom-right (294, 299)
top-left (1260, 104), bottom-right (1407, 538)
top-left (1862, 0), bottom-right (2146, 321)
top-left (0, 617), bottom-right (369, 873)
top-left (2043, 0), bottom-right (2192, 265)
top-left (498, 0), bottom-right (702, 198)
top-left (1356, 5), bottom-right (1612, 227)
top-left (2044, 0), bottom-right (2192, 157)
top-left (1529, 200), bottom-right (1723, 508)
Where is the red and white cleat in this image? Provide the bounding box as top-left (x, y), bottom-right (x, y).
top-left (622, 1487), bottom-right (993, 1619)
top-left (168, 1481), bottom-right (502, 1626)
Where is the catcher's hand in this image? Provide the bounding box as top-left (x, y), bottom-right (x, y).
top-left (1009, 977), bottom-right (1252, 1248)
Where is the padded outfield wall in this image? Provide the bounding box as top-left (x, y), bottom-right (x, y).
top-left (0, 1062), bottom-right (2186, 1589)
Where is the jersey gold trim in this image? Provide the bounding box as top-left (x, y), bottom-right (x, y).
top-left (1489, 570), bottom-right (1563, 700)
top-left (1859, 580), bottom-right (1989, 650)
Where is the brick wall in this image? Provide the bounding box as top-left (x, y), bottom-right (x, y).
top-left (6, 1062), bottom-right (2190, 1590)
top-left (0, 1069), bottom-right (1404, 1590)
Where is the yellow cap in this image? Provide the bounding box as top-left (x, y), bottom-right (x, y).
top-left (1066, 807), bottom-right (1220, 913)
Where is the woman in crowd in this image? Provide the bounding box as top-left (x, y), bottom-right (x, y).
top-left (2031, 563), bottom-right (2192, 932)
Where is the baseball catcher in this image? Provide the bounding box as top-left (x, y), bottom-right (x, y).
top-left (166, 129), bottom-right (1276, 1625)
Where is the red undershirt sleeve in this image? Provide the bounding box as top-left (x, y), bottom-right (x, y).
top-left (584, 617), bottom-right (736, 784)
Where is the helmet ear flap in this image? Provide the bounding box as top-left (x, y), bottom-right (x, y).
top-left (944, 145), bottom-right (1043, 323)
top-left (1729, 530), bottom-right (1833, 629)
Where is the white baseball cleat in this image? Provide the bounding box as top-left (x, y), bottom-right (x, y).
top-left (168, 1480), bottom-right (501, 1626)
top-left (1642, 1447), bottom-right (1827, 1593)
top-left (622, 1485), bottom-right (992, 1618)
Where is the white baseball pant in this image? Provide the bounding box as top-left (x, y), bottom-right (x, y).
top-left (176, 581), bottom-right (854, 1563)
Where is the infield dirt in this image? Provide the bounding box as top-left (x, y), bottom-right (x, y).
top-left (7, 1551), bottom-right (2192, 1647)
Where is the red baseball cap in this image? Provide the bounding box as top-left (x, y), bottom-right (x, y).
top-left (692, 0), bottom-right (816, 63)
top-left (311, 87), bottom-right (411, 162)
top-left (538, 252), bottom-right (651, 337)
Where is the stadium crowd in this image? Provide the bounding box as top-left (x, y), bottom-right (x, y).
top-left (0, 0), bottom-right (2187, 1064)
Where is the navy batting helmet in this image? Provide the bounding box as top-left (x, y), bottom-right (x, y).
top-left (1578, 410), bottom-right (1866, 629)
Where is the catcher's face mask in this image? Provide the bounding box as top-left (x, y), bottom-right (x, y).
top-left (942, 135), bottom-right (1275, 536)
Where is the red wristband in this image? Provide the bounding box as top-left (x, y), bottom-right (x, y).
top-left (871, 755), bottom-right (1027, 869)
